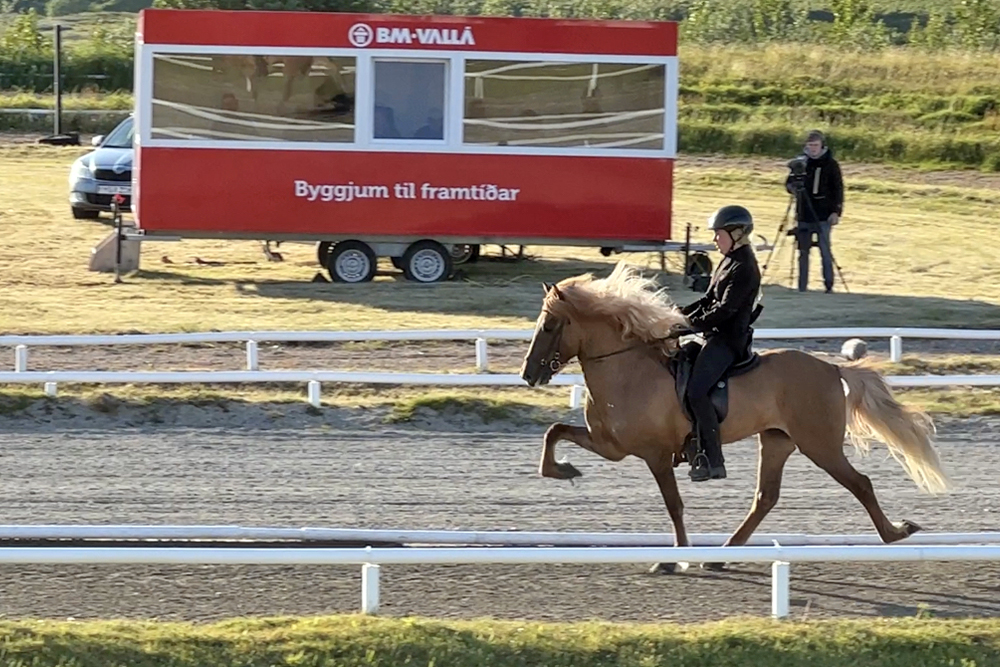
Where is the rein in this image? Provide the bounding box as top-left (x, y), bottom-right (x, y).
top-left (580, 337), bottom-right (677, 364)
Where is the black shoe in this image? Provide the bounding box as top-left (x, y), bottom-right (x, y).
top-left (689, 453), bottom-right (727, 482)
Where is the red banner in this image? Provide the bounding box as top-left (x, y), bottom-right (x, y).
top-left (139, 9), bottom-right (678, 57)
top-left (136, 148), bottom-right (672, 242)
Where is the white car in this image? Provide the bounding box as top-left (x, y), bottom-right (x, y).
top-left (68, 115), bottom-right (134, 219)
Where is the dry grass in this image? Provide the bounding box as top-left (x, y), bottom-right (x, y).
top-left (0, 145), bottom-right (998, 337)
top-left (681, 43), bottom-right (1000, 96)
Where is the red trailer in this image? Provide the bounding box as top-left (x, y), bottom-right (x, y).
top-left (131, 8), bottom-right (680, 282)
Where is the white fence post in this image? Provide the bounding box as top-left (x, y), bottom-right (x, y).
top-left (308, 380), bottom-right (321, 408)
top-left (246, 340), bottom-right (259, 371)
top-left (362, 563), bottom-right (380, 614)
top-left (475, 338), bottom-right (488, 372)
top-left (44, 382), bottom-right (58, 398)
top-left (890, 335), bottom-right (903, 362)
top-left (14, 345), bottom-right (27, 372)
top-left (771, 560), bottom-right (790, 619)
top-left (569, 385), bottom-right (585, 409)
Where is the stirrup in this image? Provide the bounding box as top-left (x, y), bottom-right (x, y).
top-left (689, 451), bottom-right (710, 480)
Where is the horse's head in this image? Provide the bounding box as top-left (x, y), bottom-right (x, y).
top-left (520, 282), bottom-right (582, 387)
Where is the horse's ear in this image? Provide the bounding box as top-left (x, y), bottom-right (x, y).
top-left (542, 282), bottom-right (552, 294)
top-left (551, 284), bottom-right (563, 300)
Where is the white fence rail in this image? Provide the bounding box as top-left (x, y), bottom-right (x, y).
top-left (3, 326), bottom-right (1000, 355)
top-left (1, 542), bottom-right (999, 618)
top-left (3, 524), bottom-right (999, 547)
top-left (3, 328), bottom-right (997, 409)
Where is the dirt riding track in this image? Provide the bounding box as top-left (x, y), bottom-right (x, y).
top-left (1, 410), bottom-right (999, 624)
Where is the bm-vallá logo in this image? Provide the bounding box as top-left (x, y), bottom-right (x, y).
top-left (348, 22), bottom-right (476, 48)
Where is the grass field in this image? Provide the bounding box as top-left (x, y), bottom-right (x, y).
top-left (2, 144), bottom-right (998, 335)
top-left (1, 614), bottom-right (999, 666)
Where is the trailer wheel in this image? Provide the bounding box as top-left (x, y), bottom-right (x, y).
top-left (317, 241), bottom-right (333, 266)
top-left (326, 240), bottom-right (377, 283)
top-left (450, 243), bottom-right (480, 265)
top-left (402, 240), bottom-right (452, 283)
top-left (685, 251), bottom-right (713, 292)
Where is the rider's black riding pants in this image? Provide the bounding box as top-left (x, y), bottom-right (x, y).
top-left (688, 336), bottom-right (736, 467)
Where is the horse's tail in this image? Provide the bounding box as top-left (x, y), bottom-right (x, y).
top-left (838, 360), bottom-right (952, 495)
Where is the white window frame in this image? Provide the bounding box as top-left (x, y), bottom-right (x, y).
top-left (137, 43), bottom-right (678, 160)
top-left (369, 56), bottom-right (451, 146)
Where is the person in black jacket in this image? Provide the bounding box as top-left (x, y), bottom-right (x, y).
top-left (674, 205), bottom-right (762, 482)
top-left (785, 130), bottom-right (844, 293)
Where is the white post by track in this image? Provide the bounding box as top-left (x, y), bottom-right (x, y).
top-left (308, 380), bottom-right (321, 408)
top-left (246, 340), bottom-right (259, 371)
top-left (44, 382), bottom-right (58, 397)
top-left (362, 562), bottom-right (380, 614)
top-left (771, 560), bottom-right (790, 619)
top-left (14, 345), bottom-right (27, 372)
top-left (570, 385), bottom-right (585, 409)
top-left (475, 337), bottom-right (488, 372)
top-left (890, 335), bottom-right (903, 362)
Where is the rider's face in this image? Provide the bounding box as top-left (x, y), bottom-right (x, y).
top-left (714, 230), bottom-right (734, 254)
top-left (805, 140), bottom-right (823, 158)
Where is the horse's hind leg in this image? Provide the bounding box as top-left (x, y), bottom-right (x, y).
top-left (538, 423), bottom-right (626, 480)
top-left (702, 429), bottom-right (796, 571)
top-left (797, 434), bottom-right (920, 544)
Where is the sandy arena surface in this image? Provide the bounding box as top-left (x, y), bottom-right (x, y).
top-left (0, 408), bottom-right (998, 625)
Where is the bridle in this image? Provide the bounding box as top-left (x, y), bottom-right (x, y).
top-left (534, 315), bottom-right (686, 375)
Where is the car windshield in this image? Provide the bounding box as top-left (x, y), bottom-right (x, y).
top-left (101, 117), bottom-right (134, 148)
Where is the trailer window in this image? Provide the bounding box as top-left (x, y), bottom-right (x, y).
top-left (373, 60), bottom-right (446, 141)
top-left (463, 60), bottom-right (665, 150)
top-left (150, 53), bottom-right (356, 143)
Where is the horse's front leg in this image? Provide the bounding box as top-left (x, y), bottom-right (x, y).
top-left (539, 423), bottom-right (626, 480)
top-left (646, 457), bottom-right (691, 575)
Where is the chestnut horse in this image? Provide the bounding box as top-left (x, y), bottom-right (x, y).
top-left (519, 261), bottom-right (952, 573)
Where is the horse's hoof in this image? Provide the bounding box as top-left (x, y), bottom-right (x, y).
top-left (899, 519), bottom-right (923, 536)
top-left (700, 561), bottom-right (728, 572)
top-left (554, 460), bottom-right (582, 480)
top-left (649, 562), bottom-right (688, 575)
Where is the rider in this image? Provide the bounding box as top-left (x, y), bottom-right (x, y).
top-left (676, 205), bottom-right (762, 482)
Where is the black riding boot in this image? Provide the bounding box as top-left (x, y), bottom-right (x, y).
top-left (689, 398), bottom-right (727, 482)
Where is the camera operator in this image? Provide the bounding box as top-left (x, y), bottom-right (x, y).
top-left (785, 130), bottom-right (844, 293)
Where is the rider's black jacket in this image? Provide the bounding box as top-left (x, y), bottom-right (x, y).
top-left (680, 244), bottom-right (761, 352)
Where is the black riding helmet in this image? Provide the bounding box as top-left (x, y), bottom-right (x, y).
top-left (707, 204), bottom-right (754, 236)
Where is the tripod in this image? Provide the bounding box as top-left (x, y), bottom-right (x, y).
top-left (760, 195), bottom-right (794, 283)
top-left (762, 183), bottom-right (850, 293)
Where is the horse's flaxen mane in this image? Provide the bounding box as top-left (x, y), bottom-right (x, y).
top-left (546, 261), bottom-right (688, 352)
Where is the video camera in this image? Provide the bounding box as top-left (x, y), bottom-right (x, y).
top-left (786, 155), bottom-right (808, 193)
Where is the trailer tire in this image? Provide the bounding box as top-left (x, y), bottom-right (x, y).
top-left (317, 241), bottom-right (333, 266)
top-left (326, 240), bottom-right (377, 283)
top-left (402, 240), bottom-right (452, 283)
top-left (450, 243), bottom-right (480, 265)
